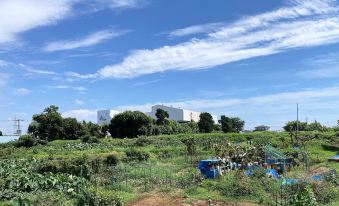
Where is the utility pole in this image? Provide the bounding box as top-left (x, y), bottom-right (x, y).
top-left (13, 117), bottom-right (24, 136)
top-left (296, 103), bottom-right (299, 140)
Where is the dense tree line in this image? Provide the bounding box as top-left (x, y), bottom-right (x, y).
top-left (25, 105), bottom-right (247, 141)
top-left (109, 109), bottom-right (201, 138)
top-left (28, 105), bottom-right (106, 141)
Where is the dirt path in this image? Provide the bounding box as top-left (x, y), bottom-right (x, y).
top-left (126, 195), bottom-right (258, 206)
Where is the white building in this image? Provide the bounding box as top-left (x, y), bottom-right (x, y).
top-left (147, 105), bottom-right (218, 123)
top-left (97, 110), bottom-right (121, 125)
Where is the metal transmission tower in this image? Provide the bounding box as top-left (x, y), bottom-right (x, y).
top-left (13, 117), bottom-right (24, 136)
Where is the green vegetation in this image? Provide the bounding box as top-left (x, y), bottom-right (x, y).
top-left (0, 130), bottom-right (338, 205)
top-left (219, 115), bottom-right (245, 133)
top-left (198, 112), bottom-right (214, 133)
top-left (1, 105), bottom-right (338, 205)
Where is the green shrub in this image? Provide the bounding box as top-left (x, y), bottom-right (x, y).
top-left (81, 135), bottom-right (99, 143)
top-left (15, 135), bottom-right (46, 148)
top-left (312, 182), bottom-right (339, 204)
top-left (76, 189), bottom-right (123, 206)
top-left (214, 171), bottom-right (267, 200)
top-left (135, 136), bottom-right (152, 146)
top-left (35, 161), bottom-right (59, 174)
top-left (35, 158), bottom-right (91, 178)
top-left (290, 185), bottom-right (317, 206)
top-left (125, 149), bottom-right (150, 161)
top-left (81, 135), bottom-right (90, 142)
top-left (105, 154), bottom-right (119, 166)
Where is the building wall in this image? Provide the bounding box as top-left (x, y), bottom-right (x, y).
top-left (149, 105), bottom-right (218, 123)
top-left (97, 110), bottom-right (120, 125)
top-left (149, 105), bottom-right (184, 122)
top-left (182, 109), bottom-right (200, 122)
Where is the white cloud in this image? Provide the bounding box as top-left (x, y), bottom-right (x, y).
top-left (16, 88), bottom-right (31, 95)
top-left (132, 79), bottom-right (161, 86)
top-left (19, 64), bottom-right (56, 75)
top-left (0, 73), bottom-right (10, 88)
top-left (0, 0), bottom-right (74, 44)
top-left (0, 60), bottom-right (10, 67)
top-left (168, 22), bottom-right (224, 37)
top-left (300, 67), bottom-right (339, 78)
top-left (62, 109), bottom-right (97, 122)
top-left (43, 29), bottom-right (127, 52)
top-left (100, 0), bottom-right (147, 9)
top-left (298, 53), bottom-right (339, 78)
top-left (74, 99), bottom-right (85, 105)
top-left (44, 85), bottom-right (87, 94)
top-left (71, 0), bottom-right (339, 79)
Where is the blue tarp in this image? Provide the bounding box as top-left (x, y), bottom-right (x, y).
top-left (198, 159), bottom-right (220, 179)
top-left (329, 155), bottom-right (339, 161)
top-left (266, 169), bottom-right (280, 179)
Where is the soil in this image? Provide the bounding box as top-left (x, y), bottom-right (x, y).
top-left (126, 194), bottom-right (258, 206)
top-left (308, 166), bottom-right (330, 176)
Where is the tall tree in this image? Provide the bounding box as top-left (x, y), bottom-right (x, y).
top-left (155, 108), bottom-right (169, 125)
top-left (283, 121), bottom-right (308, 132)
top-left (109, 111), bottom-right (152, 138)
top-left (307, 121), bottom-right (326, 131)
top-left (28, 105), bottom-right (63, 141)
top-left (219, 115), bottom-right (245, 133)
top-left (62, 117), bottom-right (82, 140)
top-left (0, 130), bottom-right (2, 136)
top-left (198, 112), bottom-right (214, 133)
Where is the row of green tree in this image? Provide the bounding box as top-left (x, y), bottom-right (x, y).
top-left (283, 120), bottom-right (335, 132)
top-left (27, 105), bottom-right (245, 140)
top-left (28, 106), bottom-right (106, 141)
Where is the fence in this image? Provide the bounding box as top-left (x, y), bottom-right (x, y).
top-left (110, 163), bottom-right (203, 192)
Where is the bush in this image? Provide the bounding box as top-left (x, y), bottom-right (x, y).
top-left (135, 136), bottom-right (152, 146)
top-left (35, 158), bottom-right (91, 178)
top-left (214, 171), bottom-right (267, 199)
top-left (15, 135), bottom-right (46, 148)
top-left (76, 189), bottom-right (123, 206)
top-left (81, 135), bottom-right (90, 142)
top-left (105, 154), bottom-right (119, 166)
top-left (109, 111), bottom-right (153, 138)
top-left (125, 149), bottom-right (150, 161)
top-left (312, 182), bottom-right (339, 204)
top-left (290, 185), bottom-right (317, 206)
top-left (81, 135), bottom-right (99, 143)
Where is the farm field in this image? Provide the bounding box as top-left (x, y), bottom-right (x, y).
top-left (0, 131), bottom-right (338, 206)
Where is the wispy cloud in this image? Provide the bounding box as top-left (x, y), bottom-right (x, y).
top-left (132, 79), bottom-right (161, 86)
top-left (19, 64), bottom-right (56, 75)
top-left (0, 60), bottom-right (10, 67)
top-left (62, 109), bottom-right (97, 122)
top-left (16, 88), bottom-right (31, 95)
top-left (75, 99), bottom-right (85, 105)
top-left (168, 22), bottom-right (224, 37)
top-left (43, 29), bottom-right (128, 52)
top-left (0, 73), bottom-right (10, 88)
top-left (98, 0), bottom-right (148, 9)
top-left (71, 0), bottom-right (339, 79)
top-left (44, 85), bottom-right (88, 94)
top-left (298, 53), bottom-right (339, 78)
top-left (0, 0), bottom-right (74, 45)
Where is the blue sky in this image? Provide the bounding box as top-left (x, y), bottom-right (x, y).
top-left (1, 0), bottom-right (339, 134)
